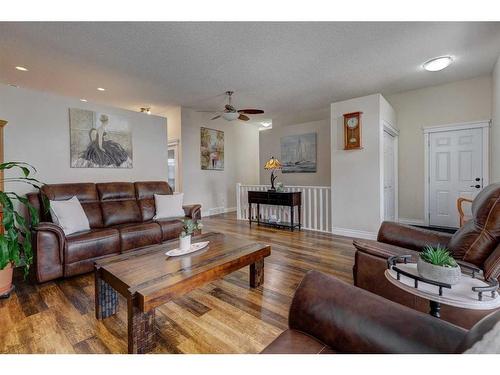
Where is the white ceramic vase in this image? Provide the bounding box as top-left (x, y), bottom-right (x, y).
top-left (180, 234), bottom-right (192, 251)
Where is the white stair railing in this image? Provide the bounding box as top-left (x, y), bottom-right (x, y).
top-left (236, 183), bottom-right (332, 233)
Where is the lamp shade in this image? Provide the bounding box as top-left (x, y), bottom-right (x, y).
top-left (264, 157), bottom-right (282, 170)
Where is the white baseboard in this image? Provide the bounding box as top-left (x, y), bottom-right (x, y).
top-left (397, 217), bottom-right (425, 226)
top-left (201, 207), bottom-right (237, 217)
top-left (331, 227), bottom-right (377, 240)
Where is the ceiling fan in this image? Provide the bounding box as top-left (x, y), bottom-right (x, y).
top-left (209, 91), bottom-right (264, 121)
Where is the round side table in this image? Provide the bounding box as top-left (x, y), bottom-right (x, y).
top-left (385, 263), bottom-right (500, 318)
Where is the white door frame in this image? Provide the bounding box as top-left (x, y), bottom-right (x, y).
top-left (168, 138), bottom-right (180, 192)
top-left (423, 120), bottom-right (490, 226)
top-left (380, 121), bottom-right (399, 223)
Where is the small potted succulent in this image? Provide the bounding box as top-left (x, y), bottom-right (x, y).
top-left (417, 245), bottom-right (461, 285)
top-left (179, 219), bottom-right (202, 251)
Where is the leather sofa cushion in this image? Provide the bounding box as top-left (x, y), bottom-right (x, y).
top-left (101, 200), bottom-right (142, 227)
top-left (65, 228), bottom-right (120, 264)
top-left (97, 182), bottom-right (136, 201)
top-left (116, 222), bottom-right (162, 252)
top-left (448, 183), bottom-right (500, 266)
top-left (41, 183), bottom-right (98, 201)
top-left (41, 183), bottom-right (103, 228)
top-left (135, 181), bottom-right (173, 221)
top-left (261, 330), bottom-right (334, 354)
top-left (135, 181), bottom-right (172, 200)
top-left (155, 218), bottom-right (184, 241)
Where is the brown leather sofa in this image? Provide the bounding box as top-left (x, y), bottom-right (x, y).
top-left (353, 183), bottom-right (500, 329)
top-left (262, 270), bottom-right (500, 354)
top-left (27, 181), bottom-right (201, 283)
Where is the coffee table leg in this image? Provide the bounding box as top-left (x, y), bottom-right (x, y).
top-left (95, 269), bottom-right (118, 320)
top-left (250, 259), bottom-right (264, 288)
top-left (128, 299), bottom-right (156, 354)
top-left (429, 301), bottom-right (441, 318)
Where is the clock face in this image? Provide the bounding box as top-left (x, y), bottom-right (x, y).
top-left (347, 117), bottom-right (358, 129)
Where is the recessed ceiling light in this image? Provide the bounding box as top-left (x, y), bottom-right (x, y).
top-left (80, 98), bottom-right (88, 102)
top-left (97, 87), bottom-right (106, 91)
top-left (15, 66), bottom-right (28, 71)
top-left (423, 56), bottom-right (453, 72)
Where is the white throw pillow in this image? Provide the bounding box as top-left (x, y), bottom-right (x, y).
top-left (464, 320), bottom-right (500, 353)
top-left (153, 193), bottom-right (185, 220)
top-left (50, 196), bottom-right (90, 235)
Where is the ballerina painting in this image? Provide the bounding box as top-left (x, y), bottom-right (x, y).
top-left (70, 108), bottom-right (133, 168)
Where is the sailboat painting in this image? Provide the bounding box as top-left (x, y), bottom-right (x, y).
top-left (280, 133), bottom-right (317, 173)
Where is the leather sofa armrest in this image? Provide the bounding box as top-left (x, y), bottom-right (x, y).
top-left (32, 222), bottom-right (66, 283)
top-left (353, 239), bottom-right (419, 261)
top-left (288, 270), bottom-right (466, 353)
top-left (183, 204), bottom-right (201, 220)
top-left (377, 221), bottom-right (453, 252)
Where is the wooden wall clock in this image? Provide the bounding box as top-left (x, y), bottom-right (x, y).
top-left (343, 112), bottom-right (362, 150)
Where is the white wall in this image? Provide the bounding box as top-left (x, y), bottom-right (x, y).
top-left (180, 108), bottom-right (260, 216)
top-left (331, 93), bottom-right (393, 237)
top-left (386, 76), bottom-right (493, 222)
top-left (259, 119), bottom-right (330, 186)
top-left (492, 57), bottom-right (500, 183)
top-left (0, 84), bottom-right (169, 197)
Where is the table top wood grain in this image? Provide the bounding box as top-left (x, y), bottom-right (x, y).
top-left (95, 232), bottom-right (271, 312)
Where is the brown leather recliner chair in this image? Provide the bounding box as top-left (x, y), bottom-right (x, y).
top-left (353, 183), bottom-right (500, 329)
top-left (27, 181), bottom-right (201, 283)
top-left (262, 271), bottom-right (500, 354)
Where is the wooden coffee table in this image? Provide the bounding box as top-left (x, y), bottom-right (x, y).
top-left (94, 232), bottom-right (271, 354)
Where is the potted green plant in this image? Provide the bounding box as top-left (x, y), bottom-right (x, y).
top-left (179, 219), bottom-right (202, 251)
top-left (417, 245), bottom-right (461, 285)
top-left (0, 162), bottom-right (41, 298)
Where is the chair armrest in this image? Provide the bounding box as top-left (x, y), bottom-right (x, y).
top-left (377, 221), bottom-right (453, 252)
top-left (288, 270), bottom-right (466, 353)
top-left (183, 204), bottom-right (201, 220)
top-left (353, 238), bottom-right (419, 261)
top-left (457, 197), bottom-right (473, 227)
top-left (32, 222), bottom-right (66, 283)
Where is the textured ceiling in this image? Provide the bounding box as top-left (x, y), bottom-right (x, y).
top-left (1, 22), bottom-right (500, 122)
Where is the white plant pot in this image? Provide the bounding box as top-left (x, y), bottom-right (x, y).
top-left (417, 257), bottom-right (461, 285)
top-left (180, 235), bottom-right (192, 251)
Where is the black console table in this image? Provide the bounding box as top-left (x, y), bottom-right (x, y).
top-left (248, 191), bottom-right (302, 231)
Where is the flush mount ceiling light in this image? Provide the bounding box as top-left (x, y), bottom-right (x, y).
top-left (261, 122), bottom-right (272, 128)
top-left (15, 66), bottom-right (28, 71)
top-left (423, 56), bottom-right (453, 72)
top-left (140, 107), bottom-right (151, 115)
top-left (80, 99), bottom-right (88, 102)
top-left (97, 87), bottom-right (106, 91)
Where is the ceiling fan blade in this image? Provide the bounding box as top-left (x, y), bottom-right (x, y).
top-left (196, 110), bottom-right (219, 113)
top-left (238, 109), bottom-right (264, 114)
top-left (238, 114), bottom-right (250, 121)
top-left (211, 115), bottom-right (222, 120)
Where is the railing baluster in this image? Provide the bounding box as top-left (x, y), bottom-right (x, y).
top-left (236, 184), bottom-right (332, 233)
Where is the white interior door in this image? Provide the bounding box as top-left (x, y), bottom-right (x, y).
top-left (383, 131), bottom-right (396, 221)
top-left (429, 128), bottom-right (483, 228)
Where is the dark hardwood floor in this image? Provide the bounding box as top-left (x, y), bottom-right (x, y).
top-left (0, 213), bottom-right (356, 354)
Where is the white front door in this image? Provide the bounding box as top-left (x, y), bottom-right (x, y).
top-left (429, 128), bottom-right (483, 228)
top-left (383, 131), bottom-right (396, 221)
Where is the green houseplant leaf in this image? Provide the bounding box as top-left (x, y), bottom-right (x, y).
top-left (0, 161), bottom-right (42, 278)
top-left (420, 245), bottom-right (458, 268)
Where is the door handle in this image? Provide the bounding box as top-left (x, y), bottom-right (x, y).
top-left (470, 185), bottom-right (481, 189)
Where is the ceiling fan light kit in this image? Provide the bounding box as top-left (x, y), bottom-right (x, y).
top-left (222, 112), bottom-right (240, 121)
